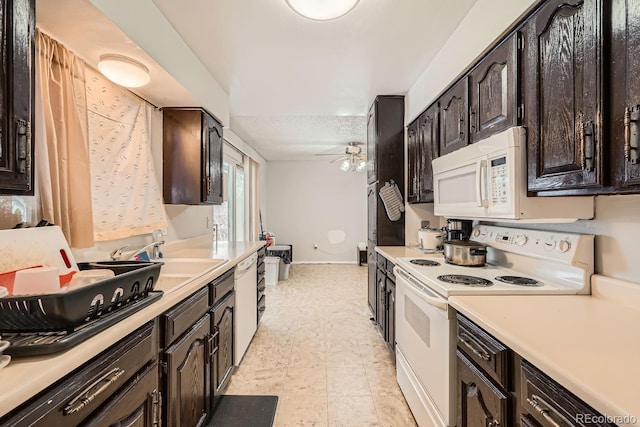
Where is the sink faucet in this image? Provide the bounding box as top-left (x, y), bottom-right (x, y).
top-left (110, 229), bottom-right (165, 261)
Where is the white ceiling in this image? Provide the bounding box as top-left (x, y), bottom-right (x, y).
top-left (36, 0), bottom-right (477, 160)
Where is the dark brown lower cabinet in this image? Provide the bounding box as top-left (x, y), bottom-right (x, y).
top-left (0, 321), bottom-right (158, 426)
top-left (212, 291), bottom-right (235, 406)
top-left (81, 362), bottom-right (160, 427)
top-left (457, 349), bottom-right (510, 427)
top-left (164, 313), bottom-right (211, 427)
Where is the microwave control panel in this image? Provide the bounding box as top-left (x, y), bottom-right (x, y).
top-left (490, 156), bottom-right (509, 205)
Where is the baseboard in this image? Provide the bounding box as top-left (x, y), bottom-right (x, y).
top-left (292, 261), bottom-right (358, 265)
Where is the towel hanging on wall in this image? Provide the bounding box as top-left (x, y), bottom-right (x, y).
top-left (379, 180), bottom-right (404, 221)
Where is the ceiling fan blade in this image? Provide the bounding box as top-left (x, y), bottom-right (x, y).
top-left (330, 156), bottom-right (348, 163)
top-left (314, 153), bottom-right (345, 156)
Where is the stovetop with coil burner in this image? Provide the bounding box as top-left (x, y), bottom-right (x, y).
top-left (395, 225), bottom-right (594, 298)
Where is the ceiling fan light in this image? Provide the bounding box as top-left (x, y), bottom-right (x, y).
top-left (286, 0), bottom-right (360, 21)
top-left (356, 159), bottom-right (366, 172)
top-left (339, 158), bottom-right (351, 171)
top-left (98, 54), bottom-right (150, 88)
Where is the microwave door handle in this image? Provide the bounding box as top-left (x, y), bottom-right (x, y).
top-left (476, 160), bottom-right (488, 207)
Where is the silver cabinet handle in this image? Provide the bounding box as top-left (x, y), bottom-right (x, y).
top-left (624, 106), bottom-right (640, 165)
top-left (63, 368), bottom-right (125, 415)
top-left (526, 394), bottom-right (568, 427)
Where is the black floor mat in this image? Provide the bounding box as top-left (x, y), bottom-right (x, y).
top-left (209, 395), bottom-right (279, 427)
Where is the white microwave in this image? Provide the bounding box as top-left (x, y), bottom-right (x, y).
top-left (432, 127), bottom-right (594, 221)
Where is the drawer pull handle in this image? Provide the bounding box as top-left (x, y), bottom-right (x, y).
top-left (63, 368), bottom-right (125, 415)
top-left (527, 394), bottom-right (567, 427)
top-left (459, 333), bottom-right (491, 361)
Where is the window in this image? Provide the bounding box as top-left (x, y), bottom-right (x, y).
top-left (213, 144), bottom-right (246, 241)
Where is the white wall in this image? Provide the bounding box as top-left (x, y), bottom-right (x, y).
top-left (265, 160), bottom-right (367, 263)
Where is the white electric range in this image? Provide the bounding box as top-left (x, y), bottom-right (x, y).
top-left (393, 225), bottom-right (594, 427)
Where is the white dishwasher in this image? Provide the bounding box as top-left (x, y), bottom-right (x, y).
top-left (234, 253), bottom-right (258, 364)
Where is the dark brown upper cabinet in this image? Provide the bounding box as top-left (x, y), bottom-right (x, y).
top-left (439, 79), bottom-right (469, 155)
top-left (367, 95), bottom-right (405, 186)
top-left (610, 0), bottom-right (640, 190)
top-left (406, 121), bottom-right (419, 203)
top-left (407, 104), bottom-right (439, 204)
top-left (468, 33), bottom-right (520, 144)
top-left (418, 105), bottom-right (439, 202)
top-left (163, 108), bottom-right (224, 205)
top-left (0, 0), bottom-right (35, 195)
top-left (523, 0), bottom-right (603, 193)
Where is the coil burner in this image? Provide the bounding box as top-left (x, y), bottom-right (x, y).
top-left (410, 259), bottom-right (441, 267)
top-left (495, 276), bottom-right (541, 287)
top-left (437, 274), bottom-right (493, 287)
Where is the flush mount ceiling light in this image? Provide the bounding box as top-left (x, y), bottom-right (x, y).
top-left (98, 54), bottom-right (150, 88)
top-left (286, 0), bottom-right (360, 20)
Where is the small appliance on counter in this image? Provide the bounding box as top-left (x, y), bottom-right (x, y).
top-left (418, 223), bottom-right (444, 252)
top-left (445, 219), bottom-right (473, 242)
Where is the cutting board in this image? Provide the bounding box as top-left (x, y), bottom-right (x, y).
top-left (0, 226), bottom-right (79, 280)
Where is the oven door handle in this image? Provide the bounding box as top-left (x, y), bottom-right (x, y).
top-left (394, 267), bottom-right (448, 311)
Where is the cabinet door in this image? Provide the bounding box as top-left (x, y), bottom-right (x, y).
top-left (457, 349), bottom-right (510, 427)
top-left (523, 0), bottom-right (603, 192)
top-left (213, 292), bottom-right (235, 397)
top-left (81, 363), bottom-right (160, 427)
top-left (165, 314), bottom-right (211, 427)
top-left (367, 102), bottom-right (377, 184)
top-left (406, 121), bottom-right (419, 203)
top-left (376, 268), bottom-right (386, 330)
top-left (204, 113), bottom-right (223, 204)
top-left (418, 105), bottom-right (438, 202)
top-left (439, 78), bottom-right (469, 155)
top-left (385, 278), bottom-right (395, 354)
top-left (611, 0), bottom-right (640, 188)
top-left (367, 248), bottom-right (377, 318)
top-left (469, 33), bottom-right (519, 143)
top-left (0, 0), bottom-right (34, 195)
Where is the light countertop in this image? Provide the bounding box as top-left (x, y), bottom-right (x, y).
top-left (449, 275), bottom-right (640, 424)
top-left (375, 245), bottom-right (428, 262)
top-left (0, 238), bottom-right (265, 418)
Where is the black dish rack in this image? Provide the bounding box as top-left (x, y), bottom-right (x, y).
top-left (0, 261), bottom-right (163, 356)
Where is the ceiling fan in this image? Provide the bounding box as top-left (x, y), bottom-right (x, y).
top-left (316, 141), bottom-right (367, 172)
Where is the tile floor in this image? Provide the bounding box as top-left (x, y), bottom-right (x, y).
top-left (225, 264), bottom-right (417, 427)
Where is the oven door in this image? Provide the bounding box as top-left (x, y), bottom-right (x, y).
top-left (394, 267), bottom-right (455, 427)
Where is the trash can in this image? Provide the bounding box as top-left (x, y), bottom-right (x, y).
top-left (264, 256), bottom-right (280, 286)
top-left (267, 244), bottom-right (292, 280)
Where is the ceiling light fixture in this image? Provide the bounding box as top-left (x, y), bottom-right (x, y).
top-left (286, 0), bottom-right (360, 21)
top-left (98, 54), bottom-right (150, 88)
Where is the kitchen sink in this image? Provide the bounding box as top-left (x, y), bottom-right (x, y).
top-left (154, 274), bottom-right (193, 293)
top-left (157, 258), bottom-right (227, 275)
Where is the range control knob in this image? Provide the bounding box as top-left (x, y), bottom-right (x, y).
top-left (543, 239), bottom-right (556, 251)
top-left (515, 235), bottom-right (528, 246)
top-left (472, 229), bottom-right (481, 238)
top-left (557, 240), bottom-right (571, 253)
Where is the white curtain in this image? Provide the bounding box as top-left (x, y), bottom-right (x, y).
top-left (85, 68), bottom-right (167, 241)
top-left (36, 30), bottom-right (94, 248)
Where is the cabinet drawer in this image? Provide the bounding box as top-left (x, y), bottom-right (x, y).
top-left (162, 287), bottom-right (209, 346)
top-left (456, 314), bottom-right (509, 388)
top-left (257, 247), bottom-right (266, 263)
top-left (520, 359), bottom-right (615, 427)
top-left (257, 262), bottom-right (265, 276)
top-left (211, 268), bottom-right (235, 306)
top-left (257, 294), bottom-right (266, 321)
top-left (385, 260), bottom-right (395, 281)
top-left (81, 362), bottom-right (159, 426)
top-left (2, 321), bottom-right (157, 426)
